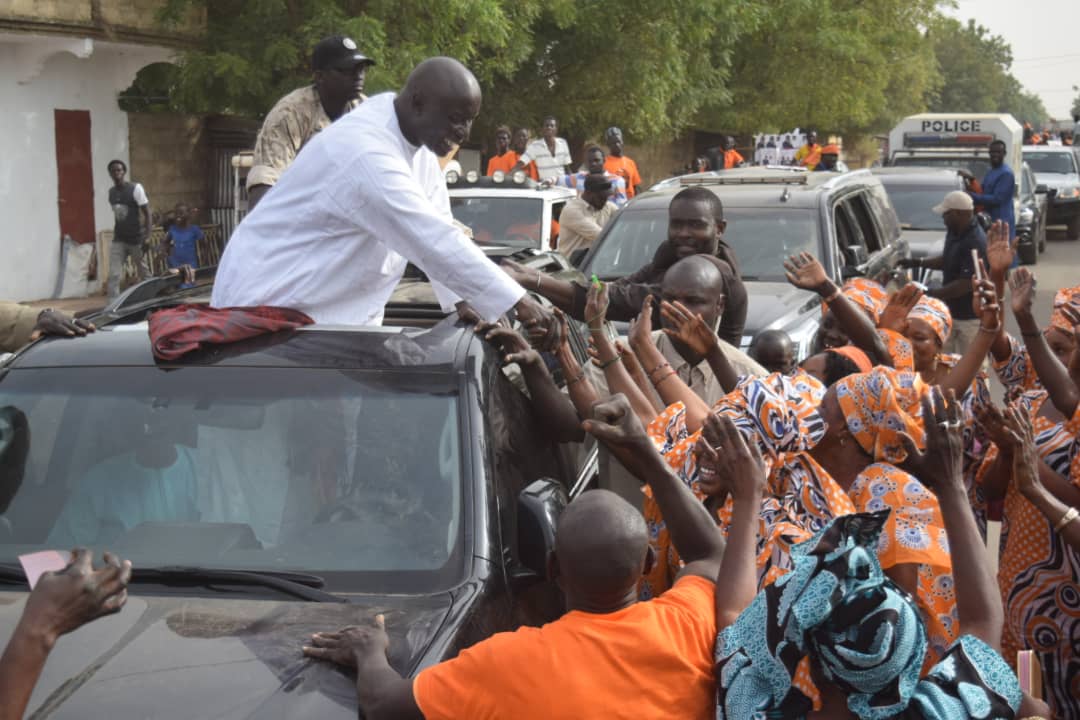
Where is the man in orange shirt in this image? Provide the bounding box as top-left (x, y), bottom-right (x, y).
top-left (721, 136), bottom-right (745, 169)
top-left (604, 126), bottom-right (643, 198)
top-left (795, 129), bottom-right (821, 169)
top-left (303, 394), bottom-right (762, 720)
top-left (485, 125), bottom-right (517, 175)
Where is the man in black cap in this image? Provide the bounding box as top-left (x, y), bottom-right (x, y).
top-left (247, 35), bottom-right (375, 209)
top-left (556, 173), bottom-right (617, 257)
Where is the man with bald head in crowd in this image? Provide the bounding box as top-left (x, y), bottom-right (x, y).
top-left (304, 394), bottom-right (741, 719)
top-left (213, 57), bottom-right (551, 331)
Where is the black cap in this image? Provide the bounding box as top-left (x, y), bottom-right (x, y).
top-left (584, 173), bottom-right (613, 193)
top-left (312, 36), bottom-right (375, 71)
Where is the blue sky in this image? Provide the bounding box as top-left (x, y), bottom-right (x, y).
top-left (948, 0), bottom-right (1078, 120)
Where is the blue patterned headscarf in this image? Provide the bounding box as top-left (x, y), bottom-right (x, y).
top-left (715, 511), bottom-right (927, 719)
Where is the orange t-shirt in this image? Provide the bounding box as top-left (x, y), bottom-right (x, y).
top-left (723, 149), bottom-right (744, 169)
top-left (486, 151), bottom-right (520, 176)
top-left (413, 575), bottom-right (717, 720)
top-left (604, 155), bottom-right (643, 198)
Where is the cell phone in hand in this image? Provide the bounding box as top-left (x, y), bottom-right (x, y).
top-left (972, 249), bottom-right (984, 282)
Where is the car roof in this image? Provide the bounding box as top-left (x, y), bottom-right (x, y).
top-left (7, 317), bottom-right (478, 371)
top-left (625, 168), bottom-right (880, 211)
top-left (1022, 145), bottom-right (1076, 154)
top-left (448, 185), bottom-right (576, 200)
top-left (870, 167), bottom-right (965, 186)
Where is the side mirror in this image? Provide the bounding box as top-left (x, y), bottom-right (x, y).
top-left (569, 249), bottom-right (588, 268)
top-left (1035, 184), bottom-right (1048, 194)
top-left (514, 478), bottom-right (568, 583)
top-left (842, 245), bottom-right (869, 269)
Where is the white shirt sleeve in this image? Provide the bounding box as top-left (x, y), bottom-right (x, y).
top-left (341, 148), bottom-right (525, 321)
top-left (132, 183), bottom-right (149, 206)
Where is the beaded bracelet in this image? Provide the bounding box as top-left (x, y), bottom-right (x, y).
top-left (565, 369), bottom-right (586, 388)
top-left (597, 355), bottom-right (622, 370)
top-left (652, 369), bottom-right (677, 386)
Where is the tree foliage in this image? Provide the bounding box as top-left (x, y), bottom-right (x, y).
top-left (156, 0), bottom-right (1048, 146)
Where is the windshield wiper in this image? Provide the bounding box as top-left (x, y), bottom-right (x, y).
top-left (131, 567), bottom-right (346, 603)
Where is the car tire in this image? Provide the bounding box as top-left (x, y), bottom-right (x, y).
top-left (1068, 215), bottom-right (1080, 241)
top-left (1019, 240), bottom-right (1037, 265)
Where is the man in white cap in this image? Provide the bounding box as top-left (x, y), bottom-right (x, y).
top-left (898, 190), bottom-right (988, 352)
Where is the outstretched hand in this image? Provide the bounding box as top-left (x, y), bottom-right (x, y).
top-left (694, 413), bottom-right (766, 501)
top-left (783, 252), bottom-right (831, 294)
top-left (303, 614), bottom-right (389, 669)
top-left (971, 274), bottom-right (1000, 330)
top-left (1009, 267), bottom-right (1036, 320)
top-left (584, 281), bottom-right (610, 330)
top-left (899, 386), bottom-right (963, 494)
top-left (582, 393), bottom-right (663, 481)
top-left (1003, 405), bottom-right (1042, 502)
top-left (975, 402), bottom-right (1018, 455)
top-left (628, 295), bottom-right (656, 350)
top-left (477, 321), bottom-right (542, 368)
top-left (985, 220), bottom-right (1013, 278)
top-left (660, 300), bottom-right (718, 358)
top-left (879, 283), bottom-right (923, 333)
top-left (21, 548), bottom-right (131, 645)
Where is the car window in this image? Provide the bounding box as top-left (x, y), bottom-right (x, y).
top-left (867, 183), bottom-right (901, 244)
top-left (879, 184), bottom-right (949, 231)
top-left (834, 201), bottom-right (860, 255)
top-left (891, 156), bottom-right (992, 178)
top-left (1023, 151), bottom-right (1077, 175)
top-left (1020, 167), bottom-right (1033, 199)
top-left (450, 196), bottom-right (545, 248)
top-left (0, 367), bottom-right (465, 592)
top-left (587, 206), bottom-right (820, 282)
top-left (847, 193), bottom-right (882, 252)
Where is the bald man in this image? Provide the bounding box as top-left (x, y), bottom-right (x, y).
top-left (303, 394), bottom-right (738, 719)
top-left (748, 329), bottom-right (795, 375)
top-left (213, 57), bottom-right (549, 330)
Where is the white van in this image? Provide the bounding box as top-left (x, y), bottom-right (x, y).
top-left (888, 113), bottom-right (1023, 181)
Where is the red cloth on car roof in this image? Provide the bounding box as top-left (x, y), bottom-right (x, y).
top-left (149, 304), bottom-right (314, 361)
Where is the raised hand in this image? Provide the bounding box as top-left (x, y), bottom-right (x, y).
top-left (21, 549), bottom-right (131, 645)
top-left (628, 295), bottom-right (656, 350)
top-left (1003, 405), bottom-right (1042, 501)
top-left (975, 402), bottom-right (1019, 455)
top-left (660, 300), bottom-right (719, 358)
top-left (1009, 267), bottom-right (1036, 320)
top-left (783, 252), bottom-right (831, 294)
top-left (582, 393), bottom-right (662, 479)
top-left (985, 220), bottom-right (1014, 279)
top-left (694, 413), bottom-right (766, 501)
top-left (899, 386), bottom-right (963, 494)
top-left (972, 274), bottom-right (1000, 330)
top-left (478, 322), bottom-right (542, 368)
top-left (584, 281), bottom-right (610, 330)
top-left (879, 283), bottom-right (923, 333)
top-left (303, 615), bottom-right (389, 669)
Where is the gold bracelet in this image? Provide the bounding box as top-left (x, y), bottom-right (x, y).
top-left (1054, 506), bottom-right (1079, 533)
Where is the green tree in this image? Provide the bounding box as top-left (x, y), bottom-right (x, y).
top-left (999, 75), bottom-right (1048, 128)
top-left (925, 17), bottom-right (1014, 113)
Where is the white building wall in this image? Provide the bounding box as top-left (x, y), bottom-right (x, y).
top-left (0, 34), bottom-right (170, 301)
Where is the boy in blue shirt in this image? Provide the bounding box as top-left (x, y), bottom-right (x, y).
top-left (164, 203), bottom-right (202, 287)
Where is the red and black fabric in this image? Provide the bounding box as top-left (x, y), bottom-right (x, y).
top-left (149, 304), bottom-right (314, 361)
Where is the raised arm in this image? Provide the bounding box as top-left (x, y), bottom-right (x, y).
top-left (479, 322), bottom-right (585, 443)
top-left (1011, 267), bottom-right (1080, 417)
top-left (583, 394), bottom-right (725, 579)
top-left (784, 252), bottom-right (892, 366)
top-left (938, 274), bottom-right (1000, 397)
top-left (659, 299), bottom-right (740, 392)
top-left (902, 388), bottom-right (1002, 649)
top-left (969, 176), bottom-right (1013, 209)
top-left (0, 550), bottom-right (131, 720)
top-left (627, 296), bottom-right (712, 431)
top-left (586, 282), bottom-right (658, 425)
top-left (694, 414), bottom-right (766, 629)
top-left (1009, 407), bottom-right (1080, 553)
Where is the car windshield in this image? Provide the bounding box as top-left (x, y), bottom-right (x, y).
top-left (451, 195), bottom-right (545, 248)
top-left (0, 367), bottom-right (464, 593)
top-left (891, 156), bottom-right (992, 178)
top-left (586, 206), bottom-right (819, 281)
top-left (1023, 152), bottom-right (1077, 175)
top-left (879, 186), bottom-right (949, 231)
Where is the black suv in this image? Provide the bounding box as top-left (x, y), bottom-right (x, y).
top-left (0, 284), bottom-right (594, 717)
top-left (572, 168), bottom-right (905, 358)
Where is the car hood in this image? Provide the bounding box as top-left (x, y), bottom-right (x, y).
top-left (900, 229), bottom-right (943, 258)
top-left (741, 282), bottom-right (819, 336)
top-left (0, 589), bottom-right (452, 719)
top-left (1033, 172), bottom-right (1080, 190)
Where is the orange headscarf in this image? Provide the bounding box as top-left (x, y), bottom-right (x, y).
top-left (834, 368), bottom-right (925, 464)
top-left (828, 346), bottom-right (873, 374)
top-left (840, 278), bottom-right (888, 323)
top-left (907, 296), bottom-right (953, 346)
top-left (1049, 285), bottom-right (1080, 333)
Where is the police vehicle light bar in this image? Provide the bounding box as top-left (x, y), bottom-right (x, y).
top-left (903, 132), bottom-right (995, 148)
